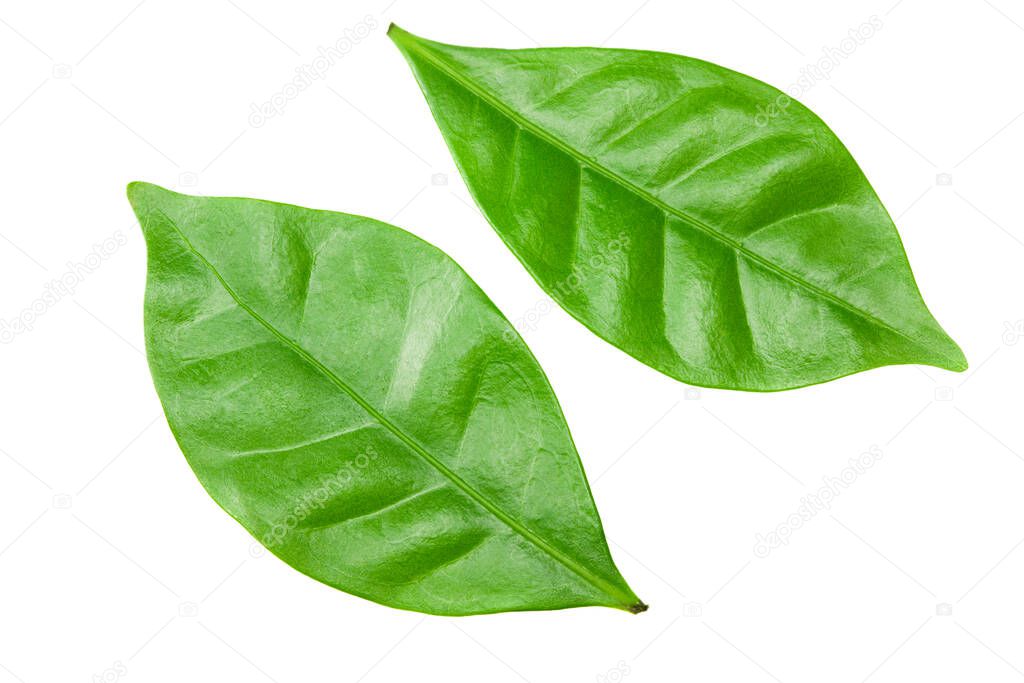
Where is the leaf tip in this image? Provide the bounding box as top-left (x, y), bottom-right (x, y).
top-left (126, 180), bottom-right (170, 208)
top-left (387, 23), bottom-right (430, 52)
top-left (126, 180), bottom-right (148, 203)
top-left (628, 601), bottom-right (649, 615)
top-left (929, 330), bottom-right (968, 373)
top-left (944, 345), bottom-right (969, 373)
top-left (386, 22), bottom-right (409, 43)
top-left (126, 182), bottom-right (184, 240)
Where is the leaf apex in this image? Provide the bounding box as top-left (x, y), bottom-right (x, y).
top-left (942, 344), bottom-right (969, 373)
top-left (386, 22), bottom-right (413, 45)
top-left (126, 180), bottom-right (176, 208)
top-left (628, 601), bottom-right (649, 615)
top-left (925, 326), bottom-right (968, 373)
top-left (126, 180), bottom-right (154, 202)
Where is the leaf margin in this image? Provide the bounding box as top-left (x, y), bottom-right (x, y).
top-left (127, 180), bottom-right (648, 616)
top-left (387, 23), bottom-right (968, 392)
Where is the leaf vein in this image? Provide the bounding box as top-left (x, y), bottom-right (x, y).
top-left (154, 209), bottom-right (633, 608)
top-left (405, 43), bottom-right (929, 352)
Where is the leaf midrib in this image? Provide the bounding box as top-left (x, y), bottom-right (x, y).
top-left (400, 38), bottom-right (936, 355)
top-left (155, 209), bottom-right (636, 609)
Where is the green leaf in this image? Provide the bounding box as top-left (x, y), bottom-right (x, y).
top-left (128, 182), bottom-right (643, 616)
top-left (389, 25), bottom-right (966, 391)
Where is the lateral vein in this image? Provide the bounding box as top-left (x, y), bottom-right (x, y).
top-left (154, 209), bottom-right (634, 608)
top-left (401, 40), bottom-right (935, 354)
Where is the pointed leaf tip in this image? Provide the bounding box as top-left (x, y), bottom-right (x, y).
top-left (944, 343), bottom-right (969, 373)
top-left (387, 22), bottom-right (410, 44)
top-left (126, 181), bottom-right (176, 208)
top-left (390, 30), bottom-right (967, 390)
top-left (126, 180), bottom-right (150, 203)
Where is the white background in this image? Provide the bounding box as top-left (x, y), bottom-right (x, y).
top-left (1, 0), bottom-right (1022, 681)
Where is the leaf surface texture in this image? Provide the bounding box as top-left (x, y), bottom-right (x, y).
top-left (129, 182), bottom-right (642, 615)
top-left (390, 26), bottom-right (966, 390)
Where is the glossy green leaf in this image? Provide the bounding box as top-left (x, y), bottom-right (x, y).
top-left (128, 182), bottom-right (643, 616)
top-left (389, 25), bottom-right (966, 391)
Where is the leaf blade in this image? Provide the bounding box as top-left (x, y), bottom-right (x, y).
top-left (129, 182), bottom-right (643, 615)
top-left (389, 25), bottom-right (966, 391)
